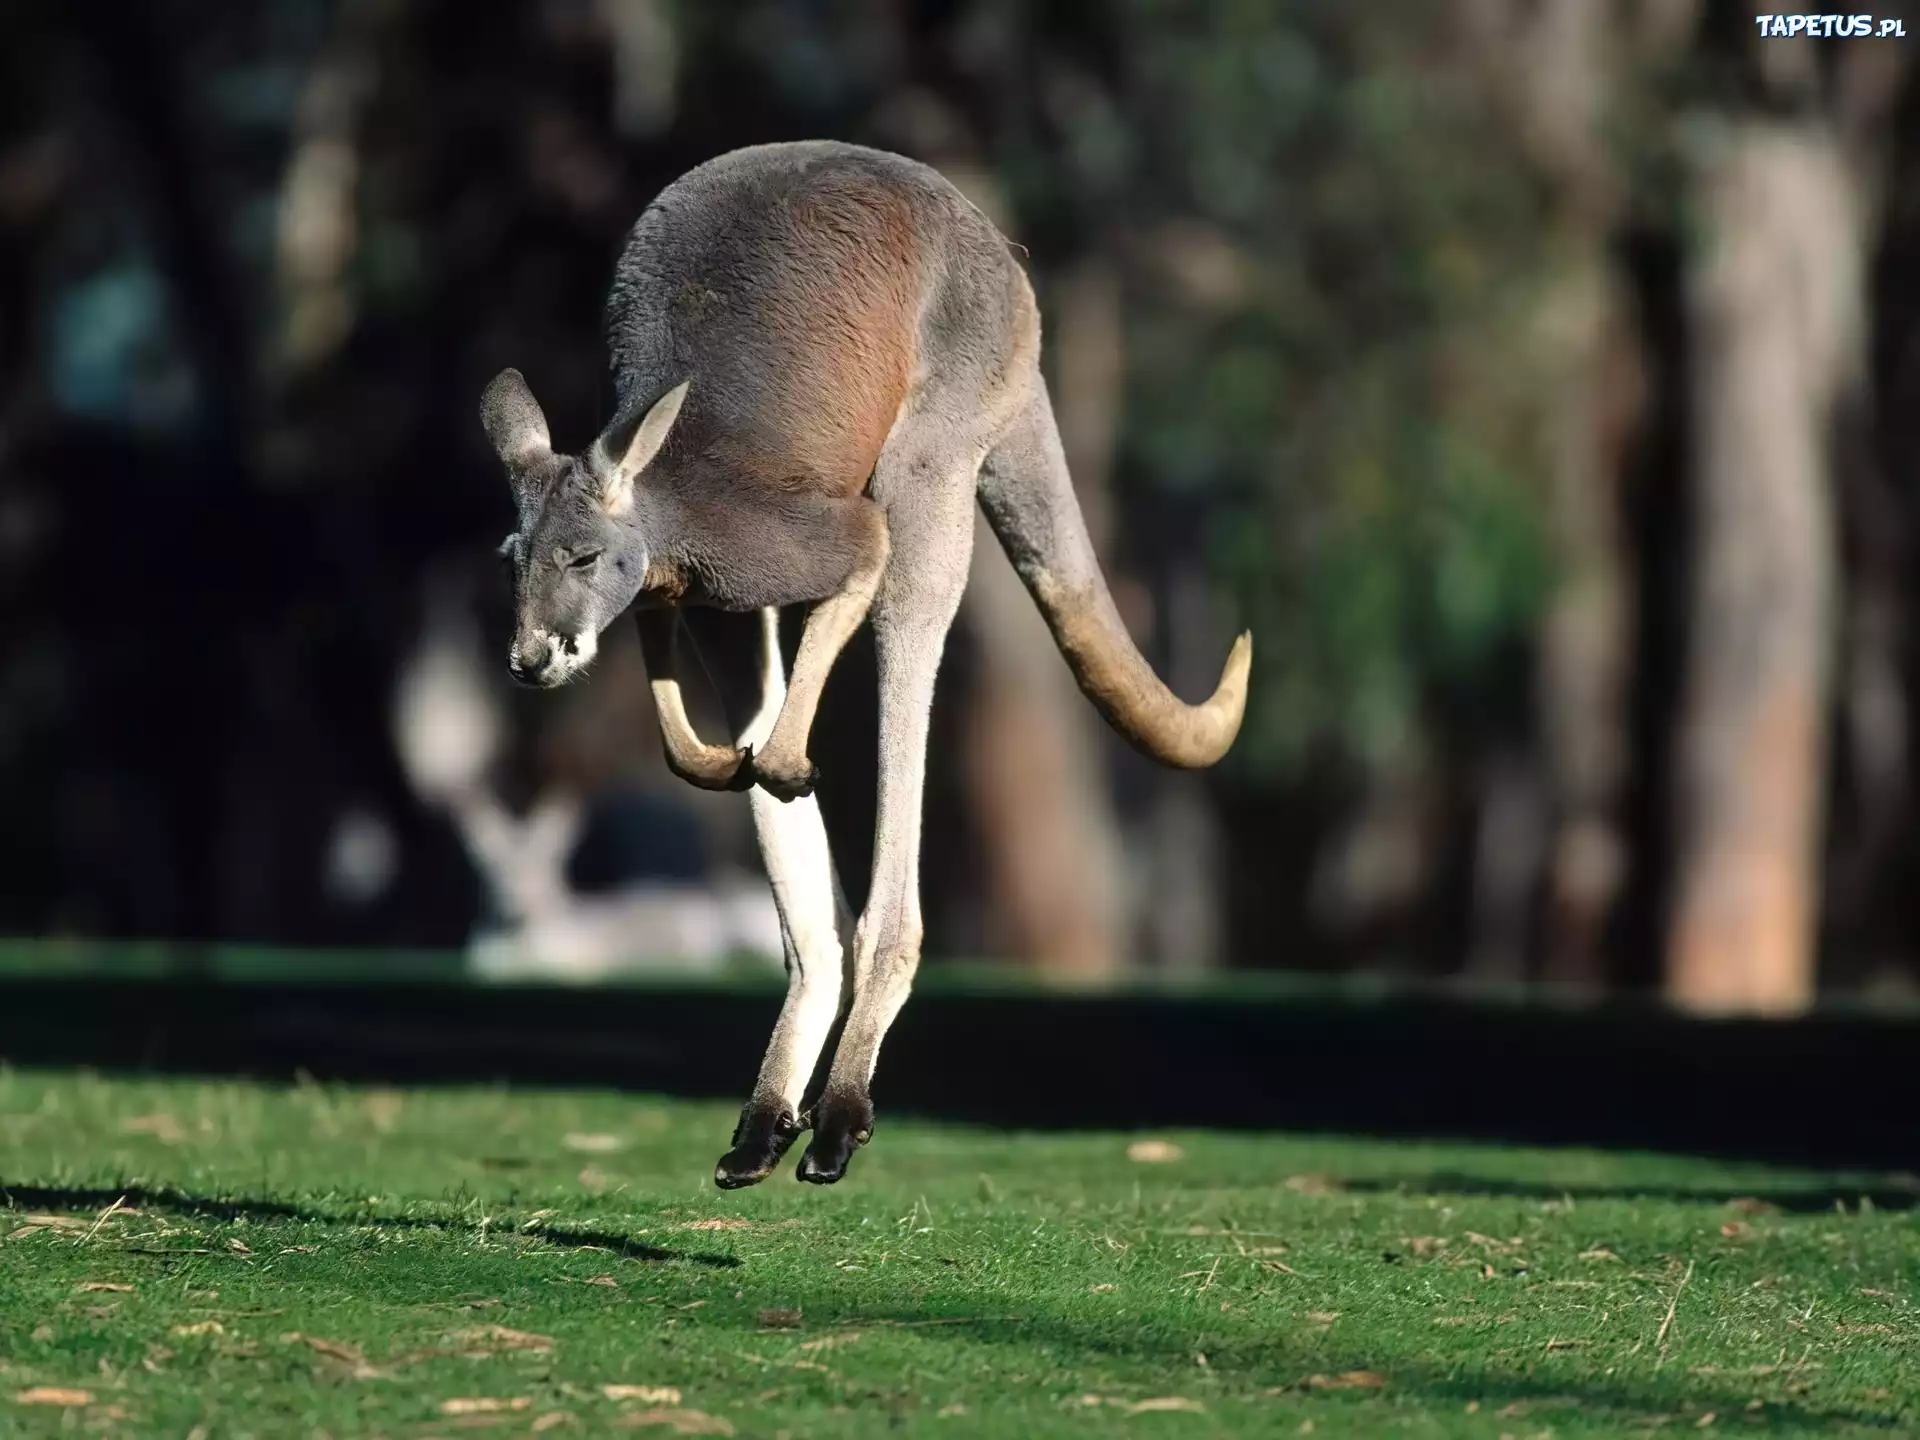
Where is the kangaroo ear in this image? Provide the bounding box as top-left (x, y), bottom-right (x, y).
top-left (591, 378), bottom-right (690, 515)
top-left (480, 368), bottom-right (553, 472)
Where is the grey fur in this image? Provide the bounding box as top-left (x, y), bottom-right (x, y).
top-left (480, 141), bottom-right (1252, 1186)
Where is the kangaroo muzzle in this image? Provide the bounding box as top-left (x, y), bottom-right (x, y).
top-left (508, 627), bottom-right (595, 687)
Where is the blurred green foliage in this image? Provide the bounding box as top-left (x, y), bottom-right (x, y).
top-left (1073, 2), bottom-right (1564, 777)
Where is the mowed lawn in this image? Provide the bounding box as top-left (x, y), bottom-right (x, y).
top-left (1, 1070), bottom-right (1916, 1437)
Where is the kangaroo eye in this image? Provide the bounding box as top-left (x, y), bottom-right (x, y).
top-left (566, 549), bottom-right (603, 570)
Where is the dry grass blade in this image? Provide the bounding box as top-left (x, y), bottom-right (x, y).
top-left (14, 1387), bottom-right (94, 1406)
top-left (610, 1408), bottom-right (734, 1434)
top-left (602, 1385), bottom-right (682, 1404)
top-left (76, 1195), bottom-right (129, 1245)
top-left (1654, 1259), bottom-right (1695, 1367)
top-left (362, 1090), bottom-right (404, 1132)
top-left (563, 1133), bottom-right (625, 1154)
top-left (280, 1332), bottom-right (364, 1362)
top-left (15, 1214), bottom-right (93, 1230)
top-left (1126, 1140), bottom-right (1184, 1164)
top-left (1127, 1397), bottom-right (1205, 1413)
top-left (439, 1397), bottom-right (533, 1416)
top-left (278, 1331), bottom-right (387, 1376)
top-left (1462, 1232), bottom-right (1524, 1256)
top-left (795, 1332), bottom-right (860, 1353)
top-left (1301, 1370), bottom-right (1387, 1390)
top-left (446, 1323), bottom-right (556, 1355)
top-left (119, 1113), bottom-right (186, 1143)
top-left (1283, 1173), bottom-right (1344, 1196)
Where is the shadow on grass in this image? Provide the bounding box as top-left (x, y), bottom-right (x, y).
top-left (6, 1181), bottom-right (1905, 1432)
top-left (0, 1181), bottom-right (741, 1268)
top-left (1329, 1174), bottom-right (1920, 1213)
top-left (707, 1298), bottom-right (1908, 1434)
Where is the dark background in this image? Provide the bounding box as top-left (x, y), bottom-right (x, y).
top-left (4, 0), bottom-right (1920, 1014)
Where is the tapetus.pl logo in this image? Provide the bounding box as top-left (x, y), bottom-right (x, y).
top-left (1753, 13), bottom-right (1908, 36)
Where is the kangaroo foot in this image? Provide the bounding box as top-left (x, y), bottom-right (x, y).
top-left (714, 1101), bottom-right (806, 1189)
top-left (796, 1088), bottom-right (872, 1184)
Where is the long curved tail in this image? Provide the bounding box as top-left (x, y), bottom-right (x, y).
top-left (976, 373), bottom-right (1251, 769)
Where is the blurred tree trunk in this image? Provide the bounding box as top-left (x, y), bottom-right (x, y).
top-left (959, 253), bottom-right (1129, 978)
top-left (596, 0), bottom-right (678, 139)
top-left (75, 0), bottom-right (261, 966)
top-left (1667, 35), bottom-right (1905, 1014)
top-left (1826, 49), bottom-right (1914, 961)
top-left (272, 0), bottom-right (384, 381)
top-left (1532, 262), bottom-right (1651, 986)
top-left (1668, 125), bottom-right (1854, 1014)
top-left (1455, 0), bottom-right (1674, 986)
top-left (1140, 560), bottom-right (1228, 973)
top-left (890, 146), bottom-right (1128, 978)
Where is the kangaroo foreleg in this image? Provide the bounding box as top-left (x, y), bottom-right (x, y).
top-left (635, 607), bottom-right (754, 791)
top-left (748, 508), bottom-right (890, 802)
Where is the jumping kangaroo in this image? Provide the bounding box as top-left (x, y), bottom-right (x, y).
top-left (480, 141), bottom-right (1251, 1187)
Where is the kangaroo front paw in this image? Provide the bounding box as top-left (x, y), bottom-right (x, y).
top-left (751, 746), bottom-right (821, 802)
top-left (796, 1089), bottom-right (873, 1185)
top-left (671, 742), bottom-right (754, 793)
top-left (715, 1101), bottom-right (806, 1190)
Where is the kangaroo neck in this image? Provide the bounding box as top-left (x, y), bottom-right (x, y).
top-left (628, 481), bottom-right (699, 604)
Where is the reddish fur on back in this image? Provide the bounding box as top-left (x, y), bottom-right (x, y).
top-left (727, 174), bottom-right (922, 497)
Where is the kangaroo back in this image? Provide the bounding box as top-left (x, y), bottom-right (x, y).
top-left (603, 143), bottom-right (930, 500)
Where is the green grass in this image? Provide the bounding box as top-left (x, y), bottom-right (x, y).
top-left (1, 1070), bottom-right (1916, 1437)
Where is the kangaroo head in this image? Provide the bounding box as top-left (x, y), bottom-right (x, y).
top-left (480, 368), bottom-right (690, 688)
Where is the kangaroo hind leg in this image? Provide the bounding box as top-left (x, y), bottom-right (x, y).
top-left (798, 445), bottom-right (980, 1184)
top-left (681, 607), bottom-right (856, 1189)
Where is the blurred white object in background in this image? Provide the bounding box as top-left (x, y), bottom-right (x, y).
top-left (393, 599), bottom-right (502, 805)
top-left (466, 863), bottom-right (785, 983)
top-left (393, 581), bottom-right (784, 982)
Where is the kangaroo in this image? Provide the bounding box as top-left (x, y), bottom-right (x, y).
top-left (480, 140), bottom-right (1252, 1188)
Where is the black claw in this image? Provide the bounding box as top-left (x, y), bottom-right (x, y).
top-left (778, 770), bottom-right (820, 802)
top-left (723, 745), bottom-right (758, 792)
top-left (714, 1101), bottom-right (804, 1189)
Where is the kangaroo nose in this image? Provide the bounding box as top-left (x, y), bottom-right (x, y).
top-left (508, 640), bottom-right (551, 686)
